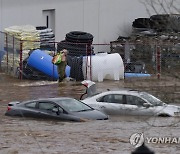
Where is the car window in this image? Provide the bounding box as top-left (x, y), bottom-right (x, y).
top-left (103, 95), bottom-right (113, 102)
top-left (97, 94), bottom-right (124, 104)
top-left (97, 95), bottom-right (113, 103)
top-left (140, 92), bottom-right (164, 106)
top-left (25, 102), bottom-right (37, 108)
top-left (57, 99), bottom-right (92, 112)
top-left (113, 95), bottom-right (124, 103)
top-left (38, 102), bottom-right (57, 110)
top-left (126, 95), bottom-right (146, 106)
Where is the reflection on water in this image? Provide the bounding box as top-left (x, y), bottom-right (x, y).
top-left (0, 73), bottom-right (180, 154)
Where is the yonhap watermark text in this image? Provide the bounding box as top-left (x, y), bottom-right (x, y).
top-left (130, 133), bottom-right (180, 147)
top-left (146, 137), bottom-right (180, 144)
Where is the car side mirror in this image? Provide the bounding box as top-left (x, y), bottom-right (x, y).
top-left (58, 107), bottom-right (63, 113)
top-left (143, 103), bottom-right (151, 108)
top-left (52, 107), bottom-right (63, 114)
top-left (52, 108), bottom-right (59, 113)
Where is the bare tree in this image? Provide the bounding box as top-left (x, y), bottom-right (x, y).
top-left (139, 0), bottom-right (180, 16)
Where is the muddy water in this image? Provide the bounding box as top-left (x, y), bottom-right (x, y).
top-left (0, 73), bottom-right (180, 154)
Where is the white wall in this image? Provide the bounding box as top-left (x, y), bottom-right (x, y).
top-left (0, 0), bottom-right (157, 45)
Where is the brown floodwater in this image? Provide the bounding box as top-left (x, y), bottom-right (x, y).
top-left (0, 72), bottom-right (180, 154)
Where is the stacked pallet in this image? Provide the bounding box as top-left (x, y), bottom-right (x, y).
top-left (4, 25), bottom-right (40, 50)
top-left (36, 26), bottom-right (55, 51)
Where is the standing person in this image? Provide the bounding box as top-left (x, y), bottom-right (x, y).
top-left (57, 49), bottom-right (68, 82)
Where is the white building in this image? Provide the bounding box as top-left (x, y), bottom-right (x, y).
top-left (1, 0), bottom-right (177, 45)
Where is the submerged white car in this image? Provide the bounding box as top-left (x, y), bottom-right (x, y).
top-left (82, 90), bottom-right (180, 117)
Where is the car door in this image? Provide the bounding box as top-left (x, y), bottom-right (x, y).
top-left (37, 101), bottom-right (61, 119)
top-left (124, 95), bottom-right (153, 116)
top-left (96, 94), bottom-right (126, 115)
top-left (22, 101), bottom-right (39, 117)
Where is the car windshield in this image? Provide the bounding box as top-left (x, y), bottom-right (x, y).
top-left (56, 98), bottom-right (93, 112)
top-left (140, 92), bottom-right (164, 106)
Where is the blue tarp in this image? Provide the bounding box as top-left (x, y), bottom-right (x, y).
top-left (125, 73), bottom-right (151, 78)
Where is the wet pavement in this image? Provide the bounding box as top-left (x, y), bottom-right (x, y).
top-left (0, 72), bottom-right (180, 154)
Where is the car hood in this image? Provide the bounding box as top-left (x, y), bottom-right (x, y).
top-left (70, 109), bottom-right (108, 120)
top-left (161, 104), bottom-right (180, 116)
top-left (165, 104), bottom-right (180, 110)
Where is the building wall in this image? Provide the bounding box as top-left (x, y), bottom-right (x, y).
top-left (0, 0), bottom-right (152, 46)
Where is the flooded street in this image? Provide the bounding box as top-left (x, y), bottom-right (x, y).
top-left (0, 72), bottom-right (180, 154)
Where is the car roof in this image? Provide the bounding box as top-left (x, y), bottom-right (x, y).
top-left (22, 97), bottom-right (74, 103)
top-left (92, 89), bottom-right (145, 97)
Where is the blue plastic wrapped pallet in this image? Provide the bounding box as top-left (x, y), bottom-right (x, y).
top-left (27, 49), bottom-right (70, 80)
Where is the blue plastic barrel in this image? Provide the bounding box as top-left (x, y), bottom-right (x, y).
top-left (27, 49), bottom-right (70, 80)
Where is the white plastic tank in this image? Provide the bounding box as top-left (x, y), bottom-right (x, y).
top-left (83, 53), bottom-right (124, 82)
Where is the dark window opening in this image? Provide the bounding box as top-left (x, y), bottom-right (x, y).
top-left (46, 16), bottom-right (49, 28)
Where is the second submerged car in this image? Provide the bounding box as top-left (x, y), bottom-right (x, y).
top-left (82, 89), bottom-right (180, 117)
top-left (5, 97), bottom-right (108, 122)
